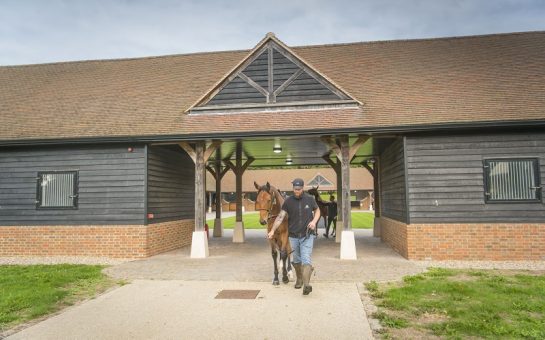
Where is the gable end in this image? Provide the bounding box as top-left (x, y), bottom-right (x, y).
top-left (190, 35), bottom-right (357, 113)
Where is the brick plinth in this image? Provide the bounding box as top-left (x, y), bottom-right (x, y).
top-left (378, 217), bottom-right (409, 258)
top-left (0, 219), bottom-right (194, 258)
top-left (378, 217), bottom-right (545, 260)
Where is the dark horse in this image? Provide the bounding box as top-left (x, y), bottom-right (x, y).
top-left (254, 181), bottom-right (292, 285)
top-left (307, 186), bottom-right (328, 232)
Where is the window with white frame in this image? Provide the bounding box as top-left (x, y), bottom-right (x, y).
top-left (483, 159), bottom-right (542, 203)
top-left (36, 171), bottom-right (79, 209)
top-left (307, 174), bottom-right (333, 187)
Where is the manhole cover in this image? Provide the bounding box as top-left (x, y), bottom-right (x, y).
top-left (215, 290), bottom-right (260, 299)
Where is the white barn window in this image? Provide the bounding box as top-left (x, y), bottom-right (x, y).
top-left (36, 171), bottom-right (79, 209)
top-left (483, 159), bottom-right (541, 203)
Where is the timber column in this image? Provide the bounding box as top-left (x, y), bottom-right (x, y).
top-left (224, 141), bottom-right (254, 243)
top-left (339, 135), bottom-right (357, 259)
top-left (335, 163), bottom-right (343, 243)
top-left (206, 149), bottom-right (229, 237)
top-left (235, 142), bottom-right (243, 242)
top-left (180, 140), bottom-right (221, 258)
top-left (322, 135), bottom-right (368, 259)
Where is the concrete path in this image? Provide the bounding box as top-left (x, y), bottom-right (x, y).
top-left (105, 229), bottom-right (424, 282)
top-left (7, 229), bottom-right (422, 339)
top-left (8, 280), bottom-right (371, 340)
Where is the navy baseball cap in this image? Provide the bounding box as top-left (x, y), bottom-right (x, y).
top-left (292, 178), bottom-right (304, 189)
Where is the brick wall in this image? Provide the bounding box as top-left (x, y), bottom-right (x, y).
top-left (379, 217), bottom-right (409, 258)
top-left (147, 220), bottom-right (194, 256)
top-left (378, 218), bottom-right (545, 260)
top-left (407, 223), bottom-right (545, 260)
top-left (0, 219), bottom-right (194, 258)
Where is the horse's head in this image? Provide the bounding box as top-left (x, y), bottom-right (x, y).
top-left (307, 186), bottom-right (319, 197)
top-left (254, 181), bottom-right (273, 225)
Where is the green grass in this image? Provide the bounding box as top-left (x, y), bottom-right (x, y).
top-left (367, 268), bottom-right (545, 339)
top-left (0, 264), bottom-right (115, 332)
top-left (206, 211), bottom-right (375, 229)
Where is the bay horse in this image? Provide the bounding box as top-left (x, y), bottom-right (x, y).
top-left (254, 181), bottom-right (292, 285)
top-left (307, 186), bottom-right (328, 232)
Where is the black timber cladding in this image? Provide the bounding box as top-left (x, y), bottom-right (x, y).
top-left (147, 145), bottom-right (195, 223)
top-left (406, 132), bottom-right (545, 223)
top-left (0, 144), bottom-right (145, 226)
top-left (379, 137), bottom-right (408, 223)
top-left (201, 41), bottom-right (347, 108)
top-left (207, 76), bottom-right (266, 106)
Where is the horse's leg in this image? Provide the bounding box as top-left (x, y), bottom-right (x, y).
top-left (271, 248), bottom-right (280, 285)
top-left (280, 248), bottom-right (289, 284)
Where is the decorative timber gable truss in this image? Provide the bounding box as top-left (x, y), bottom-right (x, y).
top-left (188, 33), bottom-right (360, 113)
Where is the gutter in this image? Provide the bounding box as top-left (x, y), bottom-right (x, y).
top-left (1, 119), bottom-right (545, 147)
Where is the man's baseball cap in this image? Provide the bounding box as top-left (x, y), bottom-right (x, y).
top-left (292, 178), bottom-right (304, 189)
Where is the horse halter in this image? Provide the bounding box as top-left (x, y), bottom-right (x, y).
top-left (255, 188), bottom-right (277, 220)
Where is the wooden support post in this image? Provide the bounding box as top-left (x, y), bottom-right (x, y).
top-left (335, 165), bottom-right (343, 242)
top-left (373, 157), bottom-right (382, 237)
top-left (339, 135), bottom-right (356, 260)
top-left (235, 142), bottom-right (243, 224)
top-left (206, 149), bottom-right (229, 237)
top-left (322, 135), bottom-right (368, 259)
top-left (322, 154), bottom-right (342, 243)
top-left (339, 136), bottom-right (351, 232)
top-left (179, 140), bottom-right (222, 258)
top-left (194, 142), bottom-right (206, 233)
top-left (224, 142), bottom-right (254, 243)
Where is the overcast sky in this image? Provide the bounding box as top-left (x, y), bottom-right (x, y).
top-left (1, 0), bottom-right (544, 66)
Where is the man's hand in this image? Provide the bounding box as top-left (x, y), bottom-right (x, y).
top-left (267, 230), bottom-right (275, 239)
top-left (307, 221), bottom-right (316, 230)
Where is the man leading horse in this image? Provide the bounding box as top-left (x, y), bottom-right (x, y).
top-left (267, 178), bottom-right (320, 296)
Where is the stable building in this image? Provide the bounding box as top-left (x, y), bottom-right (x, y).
top-left (0, 31), bottom-right (544, 260)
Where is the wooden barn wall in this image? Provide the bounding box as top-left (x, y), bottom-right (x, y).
top-left (207, 50), bottom-right (269, 106)
top-left (147, 145), bottom-right (195, 223)
top-left (0, 144), bottom-right (146, 226)
top-left (205, 47), bottom-right (340, 107)
top-left (406, 132), bottom-right (545, 223)
top-left (379, 137), bottom-right (408, 223)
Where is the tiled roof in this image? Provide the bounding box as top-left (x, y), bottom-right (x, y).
top-left (1, 31), bottom-right (544, 142)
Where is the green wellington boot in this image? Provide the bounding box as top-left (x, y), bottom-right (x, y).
top-left (293, 263), bottom-right (303, 289)
top-left (302, 264), bottom-right (314, 295)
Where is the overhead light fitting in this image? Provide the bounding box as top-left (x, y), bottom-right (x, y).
top-left (273, 146), bottom-right (282, 153)
top-left (285, 158), bottom-right (293, 165)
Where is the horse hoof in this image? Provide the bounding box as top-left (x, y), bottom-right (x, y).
top-left (282, 277), bottom-right (289, 284)
top-left (273, 280), bottom-right (280, 286)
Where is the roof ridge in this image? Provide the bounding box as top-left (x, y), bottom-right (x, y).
top-left (2, 30), bottom-right (543, 69)
top-left (0, 48), bottom-right (251, 69)
top-left (292, 30), bottom-right (545, 50)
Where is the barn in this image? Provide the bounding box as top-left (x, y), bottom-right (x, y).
top-left (1, 31), bottom-right (544, 260)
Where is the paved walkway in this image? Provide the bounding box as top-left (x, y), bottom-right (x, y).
top-left (7, 280), bottom-right (371, 340)
top-left (105, 229), bottom-right (423, 282)
top-left (7, 229), bottom-right (423, 340)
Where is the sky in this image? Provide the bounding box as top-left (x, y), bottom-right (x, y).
top-left (1, 0), bottom-right (544, 66)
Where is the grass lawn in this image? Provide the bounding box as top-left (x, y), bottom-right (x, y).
top-left (365, 268), bottom-right (545, 339)
top-left (0, 264), bottom-right (116, 332)
top-left (206, 211), bottom-right (375, 229)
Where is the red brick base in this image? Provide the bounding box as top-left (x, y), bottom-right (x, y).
top-left (0, 219), bottom-right (194, 258)
top-left (378, 217), bottom-right (545, 260)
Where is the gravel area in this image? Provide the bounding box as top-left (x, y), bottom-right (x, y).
top-left (413, 260), bottom-right (545, 271)
top-left (0, 256), bottom-right (132, 266)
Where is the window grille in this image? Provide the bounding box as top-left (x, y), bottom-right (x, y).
top-left (307, 174), bottom-right (333, 187)
top-left (36, 171), bottom-right (78, 209)
top-left (483, 159), bottom-right (541, 202)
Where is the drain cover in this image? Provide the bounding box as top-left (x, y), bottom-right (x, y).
top-left (215, 290), bottom-right (260, 299)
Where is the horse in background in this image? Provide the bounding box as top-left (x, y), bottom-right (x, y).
top-left (254, 181), bottom-right (292, 285)
top-left (307, 186), bottom-right (328, 232)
